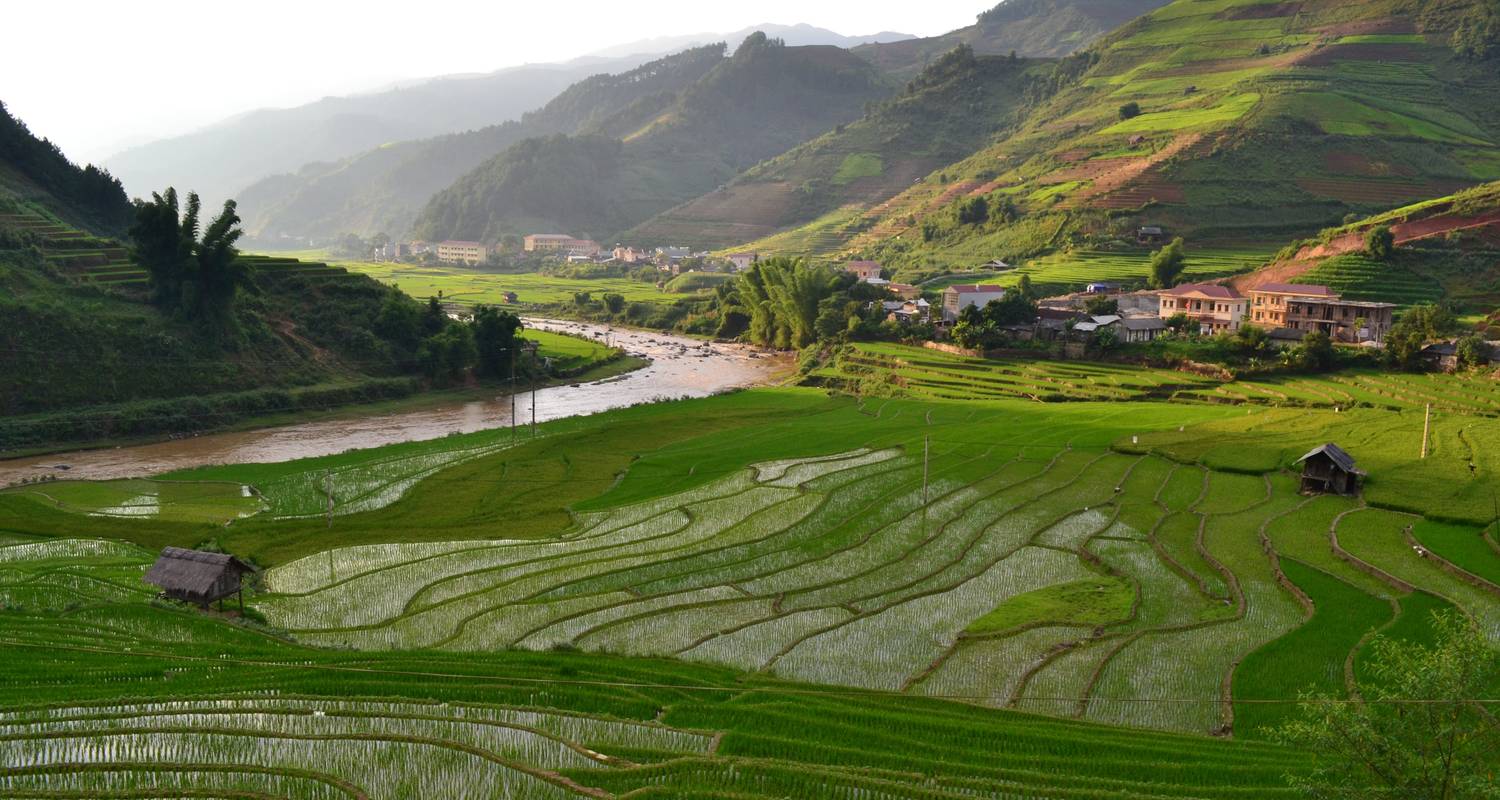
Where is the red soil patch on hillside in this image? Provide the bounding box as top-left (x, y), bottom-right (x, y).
top-left (1058, 133), bottom-right (1209, 209)
top-left (1055, 149), bottom-right (1093, 163)
top-left (1299, 178), bottom-right (1474, 206)
top-left (1043, 157), bottom-right (1141, 184)
top-left (1322, 151), bottom-right (1416, 178)
top-left (1217, 1), bottom-right (1302, 20)
top-left (1232, 209), bottom-right (1500, 290)
top-left (1313, 17), bottom-right (1416, 38)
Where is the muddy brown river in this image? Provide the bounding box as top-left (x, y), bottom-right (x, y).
top-left (0, 320), bottom-right (783, 483)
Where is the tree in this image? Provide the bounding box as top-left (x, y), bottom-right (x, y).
top-left (602, 293), bottom-right (626, 314)
top-left (732, 257), bottom-right (841, 349)
top-left (128, 188), bottom-right (250, 328)
top-left (1084, 295), bottom-right (1119, 316)
top-left (1366, 225), bottom-right (1396, 260)
top-left (1164, 312), bottom-right (1193, 333)
top-left (471, 305), bottom-right (523, 379)
top-left (1093, 325), bottom-right (1119, 351)
top-left (1016, 275), bottom-right (1037, 303)
top-left (191, 199), bottom-right (249, 327)
top-left (1149, 237), bottom-right (1187, 289)
top-left (1235, 324), bottom-right (1271, 356)
top-left (1279, 612), bottom-right (1499, 799)
top-left (417, 323), bottom-right (476, 384)
top-left (1300, 329), bottom-right (1336, 371)
top-left (421, 296), bottom-right (447, 337)
top-left (1119, 101), bottom-right (1142, 120)
top-left (128, 187), bottom-right (195, 308)
top-left (1455, 334), bottom-right (1491, 369)
top-left (1387, 303), bottom-right (1459, 370)
top-left (957, 196), bottom-right (989, 225)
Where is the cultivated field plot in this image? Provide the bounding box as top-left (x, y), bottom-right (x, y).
top-left (334, 260), bottom-right (686, 307)
top-left (822, 342), bottom-right (1500, 418)
top-left (252, 435), bottom-right (1499, 737)
top-left (949, 248), bottom-right (1271, 293)
top-left (0, 479), bottom-right (265, 523)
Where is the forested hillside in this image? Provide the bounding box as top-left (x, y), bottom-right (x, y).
top-left (413, 34), bottom-right (894, 244)
top-left (631, 47), bottom-right (1046, 249)
top-left (105, 55), bottom-right (657, 212)
top-left (238, 46), bottom-right (728, 244)
top-left (0, 102), bottom-right (130, 235)
top-left (750, 0), bottom-right (1500, 270)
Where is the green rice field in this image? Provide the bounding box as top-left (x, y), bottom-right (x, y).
top-left (328, 259), bottom-right (690, 307)
top-left (0, 375), bottom-right (1495, 796)
top-left (921, 248), bottom-right (1270, 295)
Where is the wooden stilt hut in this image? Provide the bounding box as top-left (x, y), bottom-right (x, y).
top-left (143, 547), bottom-right (254, 610)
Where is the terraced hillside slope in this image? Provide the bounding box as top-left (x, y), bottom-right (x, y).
top-left (1236, 179), bottom-right (1500, 314)
top-left (239, 46), bottom-right (728, 244)
top-left (629, 47), bottom-right (1042, 251)
top-left (856, 0), bottom-right (1174, 75)
top-left (1, 383), bottom-right (1496, 795)
top-left (412, 35), bottom-right (894, 244)
top-left (749, 0), bottom-right (1500, 269)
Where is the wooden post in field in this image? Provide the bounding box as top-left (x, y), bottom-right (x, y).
top-left (1421, 403), bottom-right (1431, 459)
top-left (923, 436), bottom-right (930, 506)
top-left (324, 472), bottom-right (333, 528)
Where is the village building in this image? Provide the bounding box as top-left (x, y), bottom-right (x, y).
top-left (144, 547), bottom-right (254, 609)
top-left (882, 298), bottom-right (932, 324)
top-left (1137, 226), bottom-right (1166, 245)
top-left (1296, 443), bottom-right (1364, 496)
top-left (942, 284), bottom-right (1007, 322)
top-left (436, 240), bottom-right (487, 265)
top-left (612, 245), bottom-right (649, 263)
top-left (1158, 284), bottom-right (1246, 334)
top-left (1085, 281), bottom-right (1121, 294)
top-left (1073, 314), bottom-right (1121, 335)
top-left (980, 259), bottom-right (1013, 271)
top-left (502, 291), bottom-right (518, 303)
top-left (1248, 283), bottom-right (1396, 343)
top-left (1421, 342), bottom-right (1460, 372)
top-left (655, 246), bottom-right (691, 268)
top-left (524, 234), bottom-right (599, 255)
top-left (1120, 316), bottom-right (1167, 343)
top-left (727, 252), bottom-right (758, 272)
top-left (845, 260), bottom-right (884, 282)
top-left (1116, 290), bottom-right (1162, 316)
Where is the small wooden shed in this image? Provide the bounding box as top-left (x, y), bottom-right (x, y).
top-left (1295, 443), bottom-right (1364, 496)
top-left (144, 547), bottom-right (254, 609)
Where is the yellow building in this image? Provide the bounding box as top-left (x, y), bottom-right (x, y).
top-left (436, 240), bottom-right (487, 265)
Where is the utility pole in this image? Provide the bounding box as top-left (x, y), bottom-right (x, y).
top-left (1420, 403), bottom-right (1431, 459)
top-left (510, 348), bottom-right (517, 442)
top-left (324, 471), bottom-right (334, 528)
top-left (922, 436), bottom-right (930, 506)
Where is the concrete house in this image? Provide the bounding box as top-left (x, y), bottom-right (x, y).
top-left (436, 240), bottom-right (487, 265)
top-left (942, 284), bottom-right (1007, 322)
top-left (1158, 284), bottom-right (1246, 334)
top-left (1248, 283), bottom-right (1395, 343)
top-left (845, 260), bottom-right (884, 282)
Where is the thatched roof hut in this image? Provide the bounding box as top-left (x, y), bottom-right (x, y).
top-left (1296, 443), bottom-right (1364, 496)
top-left (144, 547), bottom-right (253, 608)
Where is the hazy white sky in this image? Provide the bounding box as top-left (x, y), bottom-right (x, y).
top-left (2, 0), bottom-right (984, 164)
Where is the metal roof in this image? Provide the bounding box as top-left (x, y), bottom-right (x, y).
top-left (1295, 443), bottom-right (1361, 474)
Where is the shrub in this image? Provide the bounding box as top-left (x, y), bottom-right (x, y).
top-left (1119, 102), bottom-right (1142, 120)
top-left (1365, 225), bottom-right (1395, 260)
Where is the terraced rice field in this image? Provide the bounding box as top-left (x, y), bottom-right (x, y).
top-left (332, 260), bottom-right (689, 307)
top-left (1291, 252), bottom-right (1444, 305)
top-left (921, 248), bottom-right (1270, 295)
top-left (1, 385), bottom-right (1495, 796)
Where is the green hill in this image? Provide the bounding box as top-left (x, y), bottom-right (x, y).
top-left (411, 34), bottom-right (894, 244)
top-left (856, 0), bottom-right (1173, 75)
top-left (1236, 179), bottom-right (1500, 315)
top-left (0, 102), bottom-right (131, 236)
top-left (750, 0), bottom-right (1500, 275)
top-left (629, 47), bottom-right (1043, 250)
top-left (238, 46), bottom-right (728, 244)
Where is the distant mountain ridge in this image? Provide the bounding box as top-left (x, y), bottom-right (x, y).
top-left (238, 46), bottom-right (730, 244)
top-left (104, 54), bottom-right (659, 210)
top-left (587, 22), bottom-right (915, 59)
top-left (412, 34), bottom-right (894, 243)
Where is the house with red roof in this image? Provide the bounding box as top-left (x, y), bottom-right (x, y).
top-left (1157, 283), bottom-right (1246, 334)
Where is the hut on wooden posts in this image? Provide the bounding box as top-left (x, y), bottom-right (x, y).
top-left (1295, 443), bottom-right (1363, 496)
top-left (144, 547), bottom-right (254, 609)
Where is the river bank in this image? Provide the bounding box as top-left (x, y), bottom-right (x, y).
top-left (0, 321), bottom-right (784, 483)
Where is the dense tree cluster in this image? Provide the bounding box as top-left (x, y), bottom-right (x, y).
top-left (1149, 237), bottom-right (1188, 288)
top-left (1385, 303), bottom-right (1458, 370)
top-left (0, 102), bottom-right (131, 233)
top-left (129, 188), bottom-right (251, 330)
